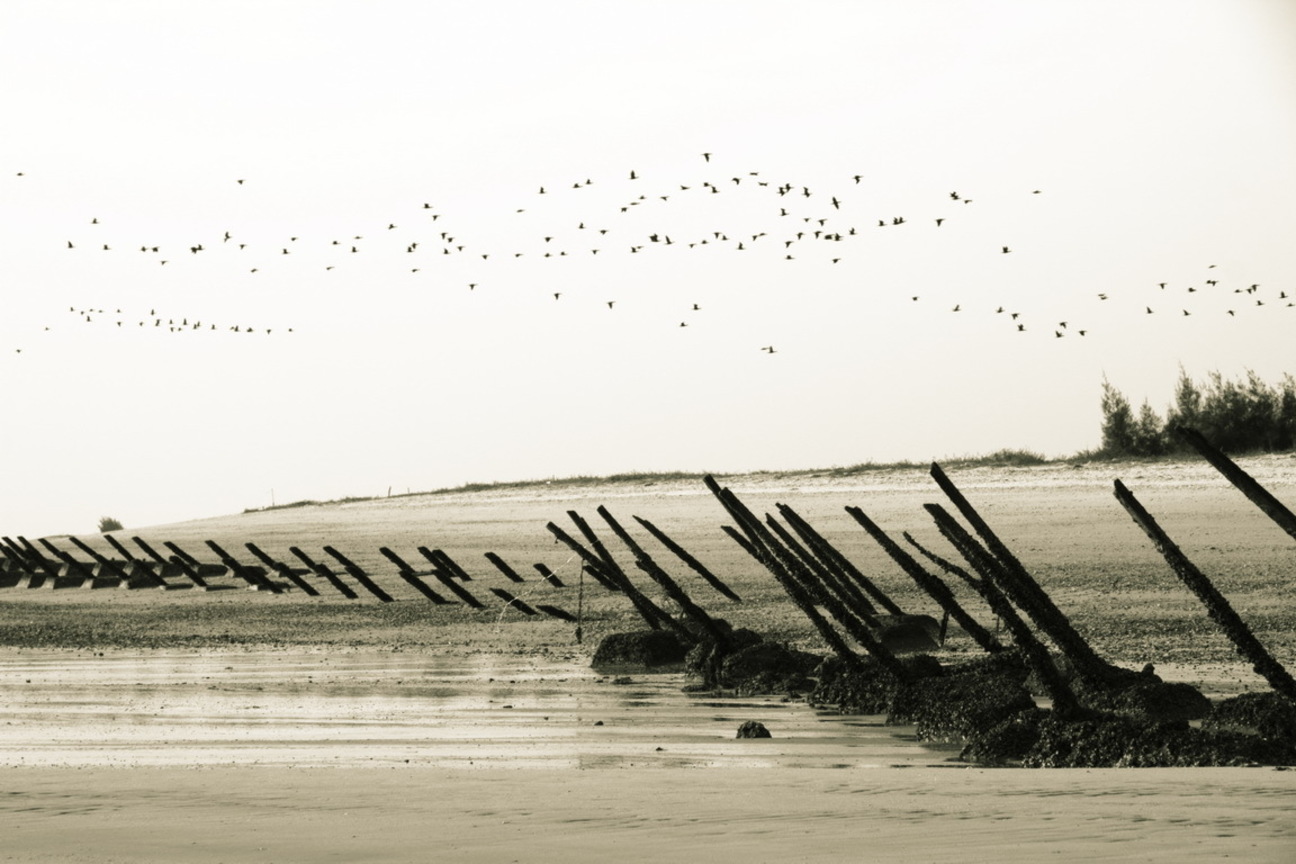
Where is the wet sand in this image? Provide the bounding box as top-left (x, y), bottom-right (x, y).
top-left (2, 650), bottom-right (1293, 863)
top-left (3, 457), bottom-right (1296, 860)
top-left (5, 765), bottom-right (1294, 863)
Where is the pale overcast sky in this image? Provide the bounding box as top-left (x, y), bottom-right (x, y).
top-left (2, 0), bottom-right (1294, 537)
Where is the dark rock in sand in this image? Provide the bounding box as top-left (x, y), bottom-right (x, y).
top-left (808, 654), bottom-right (944, 715)
top-left (960, 707), bottom-right (1050, 765)
top-left (1203, 692), bottom-right (1296, 743)
top-left (888, 658), bottom-right (1037, 743)
top-left (965, 709), bottom-right (1296, 767)
top-left (682, 628), bottom-right (765, 690)
top-left (872, 613), bottom-right (944, 654)
top-left (1073, 674), bottom-right (1213, 723)
top-left (719, 641), bottom-right (822, 696)
top-left (591, 630), bottom-right (690, 671)
top-left (735, 720), bottom-right (771, 739)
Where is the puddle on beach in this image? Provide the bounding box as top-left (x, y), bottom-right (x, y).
top-left (0, 651), bottom-right (959, 769)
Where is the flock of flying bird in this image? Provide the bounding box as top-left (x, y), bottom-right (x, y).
top-left (8, 152), bottom-right (1293, 356)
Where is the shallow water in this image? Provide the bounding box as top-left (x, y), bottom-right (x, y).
top-left (0, 650), bottom-right (959, 769)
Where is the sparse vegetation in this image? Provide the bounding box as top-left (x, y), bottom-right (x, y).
top-left (98, 516), bottom-right (124, 533)
top-left (236, 371), bottom-right (1291, 516)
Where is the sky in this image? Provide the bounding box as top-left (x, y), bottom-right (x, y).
top-left (2, 0), bottom-right (1294, 538)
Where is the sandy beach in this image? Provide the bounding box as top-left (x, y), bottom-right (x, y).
top-left (2, 457), bottom-right (1295, 861)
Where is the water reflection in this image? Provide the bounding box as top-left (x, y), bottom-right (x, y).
top-left (0, 650), bottom-right (959, 769)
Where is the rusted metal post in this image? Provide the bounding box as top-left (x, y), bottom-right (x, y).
top-left (567, 510), bottom-right (639, 591)
top-left (1114, 479), bottom-right (1296, 701)
top-left (1173, 425), bottom-right (1296, 542)
top-left (565, 509), bottom-right (688, 637)
top-left (597, 505), bottom-right (715, 638)
top-left (762, 512), bottom-right (914, 674)
top-left (847, 507), bottom-right (1002, 653)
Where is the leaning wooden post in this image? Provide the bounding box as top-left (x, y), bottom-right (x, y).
top-left (774, 505), bottom-right (881, 618)
top-left (67, 535), bottom-right (153, 586)
top-left (1114, 479), bottom-right (1296, 702)
top-left (16, 537), bottom-right (61, 582)
top-left (532, 563), bottom-right (565, 588)
top-left (322, 546), bottom-right (395, 602)
top-left (167, 555), bottom-right (209, 588)
top-left (777, 504), bottom-right (904, 616)
top-left (762, 512), bottom-right (921, 676)
top-left (428, 550), bottom-right (474, 582)
top-left (846, 506), bottom-right (1003, 654)
top-left (377, 547), bottom-right (450, 603)
top-left (720, 524), bottom-right (762, 560)
top-left (556, 514), bottom-right (683, 635)
top-left (1172, 425), bottom-right (1296, 542)
top-left (544, 522), bottom-right (621, 591)
top-left (632, 515), bottom-right (742, 602)
top-left (102, 534), bottom-right (139, 563)
top-left (416, 547), bottom-right (486, 608)
top-left (702, 476), bottom-right (869, 673)
top-left (764, 513), bottom-right (877, 627)
top-left (206, 540), bottom-right (281, 593)
top-left (289, 547), bottom-right (359, 598)
top-left (929, 462), bottom-right (1109, 680)
top-left (104, 535), bottom-right (164, 584)
top-left (484, 552), bottom-right (527, 583)
top-left (245, 542), bottom-right (319, 595)
top-left (133, 537), bottom-right (202, 587)
top-left (37, 541), bottom-right (95, 585)
top-left (633, 555), bottom-right (728, 642)
top-left (1, 537), bottom-right (31, 567)
top-left (489, 587), bottom-right (538, 616)
top-left (923, 503), bottom-right (1082, 719)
